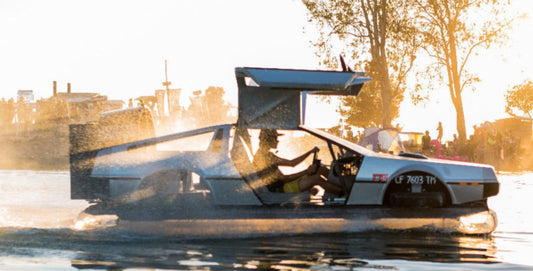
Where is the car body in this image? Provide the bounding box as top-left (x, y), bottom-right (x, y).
top-left (69, 67), bottom-right (499, 235)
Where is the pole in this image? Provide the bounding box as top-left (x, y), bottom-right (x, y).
top-left (162, 60), bottom-right (172, 115)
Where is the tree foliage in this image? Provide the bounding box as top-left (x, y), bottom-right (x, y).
top-left (338, 63), bottom-right (402, 128)
top-left (413, 0), bottom-right (510, 142)
top-left (505, 80), bottom-right (533, 118)
top-left (184, 86), bottom-right (234, 127)
top-left (303, 0), bottom-right (417, 129)
top-left (203, 86), bottom-right (234, 124)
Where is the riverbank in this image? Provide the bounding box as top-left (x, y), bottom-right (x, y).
top-left (0, 122), bottom-right (530, 172)
top-left (0, 123), bottom-right (69, 170)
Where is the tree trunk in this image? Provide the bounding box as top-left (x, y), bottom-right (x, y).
top-left (366, 0), bottom-right (393, 129)
top-left (446, 5), bottom-right (467, 143)
top-left (452, 93), bottom-right (467, 143)
top-left (377, 59), bottom-right (393, 128)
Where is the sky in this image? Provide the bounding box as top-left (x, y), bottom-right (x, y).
top-left (1, 0), bottom-right (532, 141)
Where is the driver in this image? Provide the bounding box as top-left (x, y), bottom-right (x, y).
top-left (252, 129), bottom-right (343, 196)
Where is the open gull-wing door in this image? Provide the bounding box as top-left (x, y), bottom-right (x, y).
top-left (235, 67), bottom-right (371, 130)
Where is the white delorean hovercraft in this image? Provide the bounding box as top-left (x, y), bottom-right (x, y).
top-left (70, 66), bottom-right (500, 236)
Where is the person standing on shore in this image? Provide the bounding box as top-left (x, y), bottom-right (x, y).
top-left (422, 130), bottom-right (431, 154)
top-left (16, 97), bottom-right (28, 136)
top-left (437, 122), bottom-right (443, 144)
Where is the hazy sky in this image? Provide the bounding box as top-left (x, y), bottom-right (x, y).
top-left (1, 0), bottom-right (532, 140)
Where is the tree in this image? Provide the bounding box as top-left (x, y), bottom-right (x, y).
top-left (303, 0), bottom-right (417, 128)
top-left (413, 0), bottom-right (510, 142)
top-left (338, 63), bottom-right (402, 128)
top-left (338, 84), bottom-right (382, 128)
top-left (505, 80), bottom-right (533, 118)
top-left (203, 86), bottom-right (234, 124)
top-left (183, 86), bottom-right (234, 128)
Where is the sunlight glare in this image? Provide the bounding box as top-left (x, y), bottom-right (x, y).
top-left (73, 214), bottom-right (118, 231)
top-left (458, 210), bottom-right (497, 234)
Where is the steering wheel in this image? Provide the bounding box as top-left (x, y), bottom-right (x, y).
top-left (312, 147), bottom-right (321, 168)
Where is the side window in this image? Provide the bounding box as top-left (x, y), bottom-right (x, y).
top-left (181, 172), bottom-right (209, 193)
top-left (249, 128), bottom-right (333, 167)
top-left (155, 131), bottom-right (215, 151)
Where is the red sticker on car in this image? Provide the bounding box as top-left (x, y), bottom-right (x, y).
top-left (372, 173), bottom-right (388, 183)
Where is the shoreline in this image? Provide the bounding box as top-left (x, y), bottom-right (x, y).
top-left (0, 122), bottom-right (529, 172)
top-left (0, 123), bottom-right (69, 171)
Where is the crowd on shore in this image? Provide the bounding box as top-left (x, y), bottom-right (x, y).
top-left (0, 96), bottom-right (71, 136)
top-left (331, 121), bottom-right (529, 171)
top-left (0, 93), bottom-right (228, 136)
top-left (0, 95), bottom-right (530, 171)
top-left (419, 123), bottom-right (525, 171)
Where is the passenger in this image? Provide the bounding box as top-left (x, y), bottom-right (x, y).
top-left (252, 129), bottom-right (343, 196)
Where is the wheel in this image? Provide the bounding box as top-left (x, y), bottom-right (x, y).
top-left (137, 170), bottom-right (186, 203)
top-left (384, 171), bottom-right (451, 208)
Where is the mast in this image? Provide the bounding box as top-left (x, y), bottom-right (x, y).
top-left (162, 60), bottom-right (172, 115)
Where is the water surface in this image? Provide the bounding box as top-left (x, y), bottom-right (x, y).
top-left (0, 170), bottom-right (531, 270)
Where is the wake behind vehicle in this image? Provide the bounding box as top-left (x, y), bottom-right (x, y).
top-left (70, 66), bottom-right (499, 236)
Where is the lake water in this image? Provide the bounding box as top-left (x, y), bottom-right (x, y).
top-left (0, 170), bottom-right (532, 270)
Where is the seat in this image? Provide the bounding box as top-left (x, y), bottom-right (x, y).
top-left (230, 134), bottom-right (311, 205)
